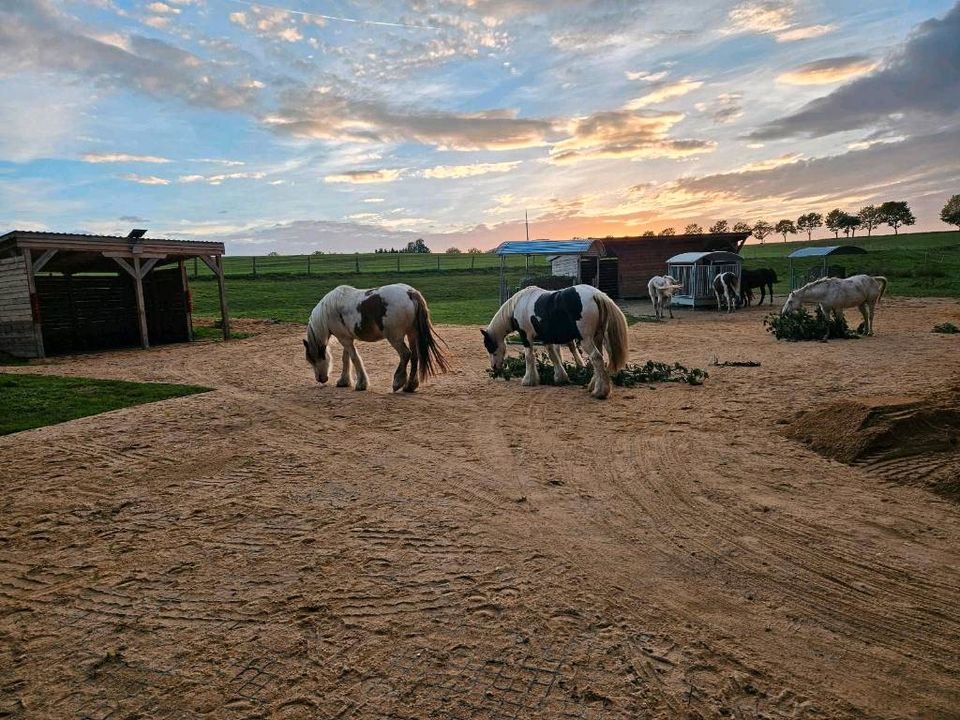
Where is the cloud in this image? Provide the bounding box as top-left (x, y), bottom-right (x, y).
top-left (118, 215), bottom-right (148, 222)
top-left (178, 171), bottom-right (267, 185)
top-left (146, 2), bottom-right (180, 14)
top-left (549, 110), bottom-right (715, 164)
top-left (81, 152), bottom-right (171, 163)
top-left (420, 161), bottom-right (520, 179)
top-left (725, 2), bottom-right (835, 43)
top-left (363, 197), bottom-right (386, 203)
top-left (0, 0), bottom-right (259, 112)
top-left (624, 78), bottom-right (703, 109)
top-left (752, 3), bottom-right (960, 139)
top-left (777, 56), bottom-right (878, 85)
top-left (695, 93), bottom-right (743, 124)
top-left (324, 169), bottom-right (403, 184)
top-left (119, 173), bottom-right (170, 185)
top-left (266, 88), bottom-right (555, 150)
top-left (734, 152), bottom-right (803, 172)
top-left (625, 70), bottom-right (669, 82)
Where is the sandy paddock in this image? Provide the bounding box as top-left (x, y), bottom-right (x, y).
top-left (2, 298), bottom-right (959, 719)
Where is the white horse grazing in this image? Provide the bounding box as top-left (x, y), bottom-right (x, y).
top-left (782, 275), bottom-right (888, 336)
top-left (304, 284), bottom-right (450, 392)
top-left (648, 275), bottom-right (683, 320)
top-left (482, 285), bottom-right (629, 399)
top-left (713, 272), bottom-right (739, 314)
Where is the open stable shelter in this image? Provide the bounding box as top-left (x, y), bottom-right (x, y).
top-left (666, 251), bottom-right (743, 308)
top-left (0, 230), bottom-right (229, 358)
top-left (494, 240), bottom-right (607, 302)
top-left (787, 245), bottom-right (867, 289)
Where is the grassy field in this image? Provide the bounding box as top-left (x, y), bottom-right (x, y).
top-left (190, 231), bottom-right (960, 326)
top-left (741, 230), bottom-right (960, 298)
top-left (0, 374), bottom-right (210, 435)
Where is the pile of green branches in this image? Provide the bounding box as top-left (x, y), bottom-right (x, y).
top-left (764, 307), bottom-right (860, 342)
top-left (488, 353), bottom-right (707, 386)
top-left (932, 322), bottom-right (959, 334)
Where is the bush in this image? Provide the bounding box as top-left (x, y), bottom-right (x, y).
top-left (932, 322), bottom-right (959, 334)
top-left (489, 353), bottom-right (707, 386)
top-left (764, 308), bottom-right (860, 341)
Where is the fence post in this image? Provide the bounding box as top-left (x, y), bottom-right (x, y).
top-left (437, 254), bottom-right (440, 271)
top-left (355, 253), bottom-right (360, 273)
top-left (252, 256), bottom-right (257, 278)
top-left (193, 257), bottom-right (198, 278)
top-left (307, 254), bottom-right (311, 275)
top-left (397, 254), bottom-right (400, 272)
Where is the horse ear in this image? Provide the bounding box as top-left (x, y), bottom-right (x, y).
top-left (480, 328), bottom-right (489, 339)
top-left (302, 339), bottom-right (309, 349)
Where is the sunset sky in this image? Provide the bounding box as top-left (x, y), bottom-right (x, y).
top-left (1, 0), bottom-right (958, 254)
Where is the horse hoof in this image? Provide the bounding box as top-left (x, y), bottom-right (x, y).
top-left (355, 381), bottom-right (368, 391)
top-left (336, 379), bottom-right (351, 388)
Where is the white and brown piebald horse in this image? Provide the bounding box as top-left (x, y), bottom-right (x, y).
top-left (782, 274), bottom-right (887, 336)
top-left (713, 272), bottom-right (740, 313)
top-left (304, 284), bottom-right (450, 392)
top-left (482, 285), bottom-right (629, 399)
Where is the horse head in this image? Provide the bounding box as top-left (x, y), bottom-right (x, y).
top-left (303, 336), bottom-right (331, 384)
top-left (781, 291), bottom-right (801, 314)
top-left (480, 328), bottom-right (506, 373)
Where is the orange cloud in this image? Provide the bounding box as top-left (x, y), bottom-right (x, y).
top-left (778, 56), bottom-right (878, 85)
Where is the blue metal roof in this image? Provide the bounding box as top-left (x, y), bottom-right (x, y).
top-left (666, 251), bottom-right (742, 264)
top-left (787, 245), bottom-right (867, 258)
top-left (494, 240), bottom-right (601, 256)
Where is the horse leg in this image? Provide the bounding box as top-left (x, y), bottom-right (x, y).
top-left (521, 345), bottom-right (539, 387)
top-left (403, 332), bottom-right (420, 392)
top-left (335, 345), bottom-right (352, 387)
top-left (547, 344), bottom-right (569, 384)
top-left (345, 340), bottom-right (368, 390)
top-left (567, 342), bottom-right (584, 367)
top-left (715, 289), bottom-right (722, 312)
top-left (387, 335), bottom-right (411, 392)
top-left (859, 302), bottom-right (872, 336)
top-left (581, 337), bottom-right (609, 399)
top-left (667, 297), bottom-right (674, 319)
top-left (652, 295), bottom-right (659, 321)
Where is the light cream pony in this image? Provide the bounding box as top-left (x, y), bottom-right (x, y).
top-left (782, 274), bottom-right (888, 336)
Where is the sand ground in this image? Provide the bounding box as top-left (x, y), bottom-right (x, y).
top-left (2, 298), bottom-right (959, 719)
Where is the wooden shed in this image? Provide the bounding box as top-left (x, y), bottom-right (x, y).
top-left (0, 230), bottom-right (230, 359)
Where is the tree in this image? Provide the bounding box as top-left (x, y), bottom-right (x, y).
top-left (838, 213), bottom-right (861, 237)
top-left (661, 227), bottom-right (676, 235)
top-left (466, 247), bottom-right (484, 254)
top-left (825, 208), bottom-right (847, 238)
top-left (311, 249), bottom-right (325, 256)
top-left (405, 238), bottom-right (430, 253)
top-left (878, 201), bottom-right (915, 235)
top-left (641, 230), bottom-right (656, 237)
top-left (775, 219), bottom-right (797, 242)
top-left (732, 221), bottom-right (752, 234)
top-left (940, 194), bottom-right (960, 231)
top-left (796, 212), bottom-right (823, 241)
top-left (267, 251), bottom-right (278, 256)
top-left (445, 246), bottom-right (462, 254)
top-left (685, 223), bottom-right (703, 234)
top-left (709, 220), bottom-right (729, 233)
top-left (858, 205), bottom-right (881, 236)
top-left (753, 220), bottom-right (774, 244)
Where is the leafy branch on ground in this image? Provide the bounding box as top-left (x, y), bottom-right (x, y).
top-left (764, 308), bottom-right (860, 341)
top-left (932, 322), bottom-right (959, 334)
top-left (489, 353), bottom-right (707, 386)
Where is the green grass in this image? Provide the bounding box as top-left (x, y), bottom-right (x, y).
top-left (0, 373), bottom-right (210, 435)
top-left (192, 267), bottom-right (531, 326)
top-left (741, 230), bottom-right (960, 298)
top-left (192, 325), bottom-right (254, 341)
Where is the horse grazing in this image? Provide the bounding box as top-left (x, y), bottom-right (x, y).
top-left (782, 274), bottom-right (887, 337)
top-left (713, 272), bottom-right (740, 313)
top-left (304, 284), bottom-right (450, 392)
top-left (740, 268), bottom-right (778, 306)
top-left (648, 275), bottom-right (683, 320)
top-left (482, 285), bottom-right (629, 399)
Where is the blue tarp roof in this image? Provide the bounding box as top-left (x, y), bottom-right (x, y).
top-left (787, 245), bottom-right (867, 258)
top-left (494, 240), bottom-right (602, 256)
top-left (666, 251), bottom-right (742, 264)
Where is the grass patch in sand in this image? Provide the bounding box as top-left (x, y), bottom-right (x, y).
top-left (0, 374), bottom-right (210, 435)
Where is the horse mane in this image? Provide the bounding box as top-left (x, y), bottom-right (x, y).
top-left (310, 284), bottom-right (355, 344)
top-left (794, 276), bottom-right (836, 293)
top-left (487, 286), bottom-right (536, 336)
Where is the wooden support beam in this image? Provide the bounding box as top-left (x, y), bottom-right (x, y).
top-left (140, 258), bottom-right (160, 277)
top-left (179, 259), bottom-right (193, 342)
top-left (132, 256), bottom-right (149, 349)
top-left (32, 249), bottom-right (58, 274)
top-left (111, 255), bottom-right (138, 279)
top-left (22, 249), bottom-right (45, 358)
top-left (215, 255), bottom-right (231, 341)
top-left (198, 255), bottom-right (219, 275)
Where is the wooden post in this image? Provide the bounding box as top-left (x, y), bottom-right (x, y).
top-left (216, 256), bottom-right (231, 341)
top-left (179, 259), bottom-right (193, 341)
top-left (22, 249), bottom-right (45, 358)
top-left (437, 254), bottom-right (441, 271)
top-left (252, 256), bottom-right (257, 278)
top-left (194, 257), bottom-right (198, 278)
top-left (471, 255), bottom-right (475, 270)
top-left (499, 254), bottom-right (506, 303)
top-left (595, 255), bottom-right (600, 288)
top-left (307, 254), bottom-right (311, 275)
top-left (355, 253), bottom-right (360, 273)
top-left (397, 254), bottom-right (400, 272)
top-left (132, 256), bottom-right (149, 349)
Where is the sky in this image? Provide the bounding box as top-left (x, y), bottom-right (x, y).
top-left (1, 0), bottom-right (958, 254)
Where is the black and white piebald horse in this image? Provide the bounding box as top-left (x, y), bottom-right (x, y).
top-left (713, 272), bottom-right (740, 314)
top-left (482, 285), bottom-right (629, 399)
top-left (304, 284), bottom-right (450, 392)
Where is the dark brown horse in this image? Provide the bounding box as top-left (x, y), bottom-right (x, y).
top-left (740, 268), bottom-right (778, 306)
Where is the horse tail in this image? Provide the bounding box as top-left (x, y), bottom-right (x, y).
top-left (593, 291), bottom-right (629, 372)
top-left (874, 275), bottom-right (888, 304)
top-left (408, 289), bottom-right (451, 381)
